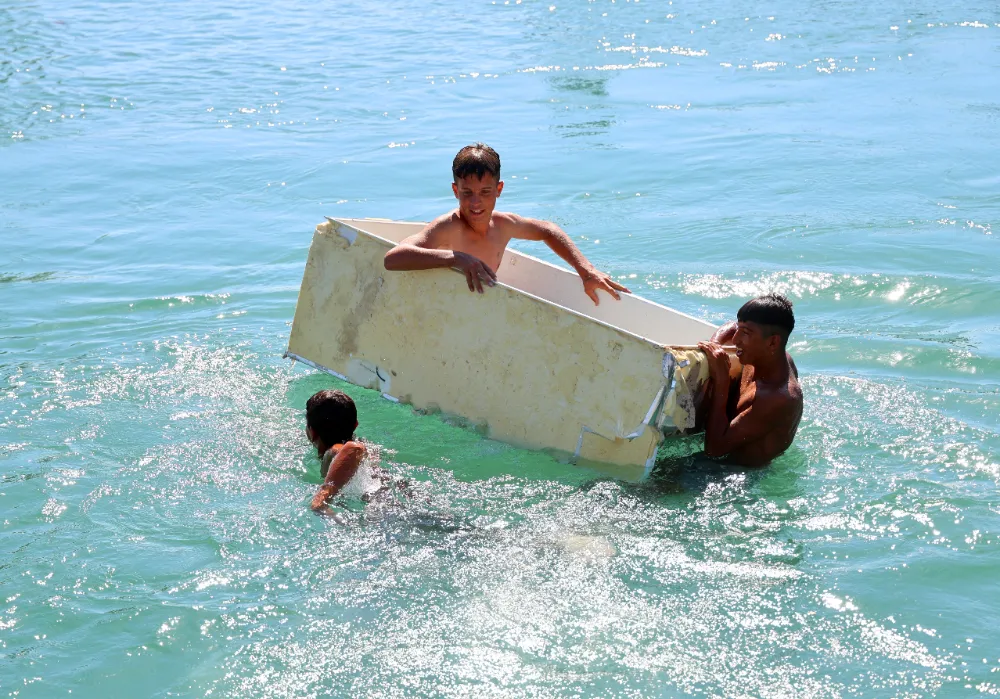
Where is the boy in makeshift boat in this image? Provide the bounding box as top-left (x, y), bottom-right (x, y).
top-left (697, 293), bottom-right (803, 467)
top-left (306, 389), bottom-right (405, 520)
top-left (383, 143), bottom-right (630, 305)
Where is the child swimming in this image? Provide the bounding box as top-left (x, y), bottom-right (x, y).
top-left (305, 388), bottom-right (404, 520)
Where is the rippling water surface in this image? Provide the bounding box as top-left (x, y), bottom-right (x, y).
top-left (2, 0), bottom-right (999, 696)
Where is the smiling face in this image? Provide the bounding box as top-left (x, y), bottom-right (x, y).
top-left (452, 173), bottom-right (503, 230)
top-left (733, 321), bottom-right (783, 366)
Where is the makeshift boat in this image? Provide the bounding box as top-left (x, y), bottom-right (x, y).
top-left (287, 218), bottom-right (728, 479)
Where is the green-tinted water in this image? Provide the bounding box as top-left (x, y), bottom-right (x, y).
top-left (2, 0), bottom-right (998, 696)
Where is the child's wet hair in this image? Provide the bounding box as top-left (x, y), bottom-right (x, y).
top-left (306, 389), bottom-right (357, 446)
top-left (452, 143), bottom-right (501, 181)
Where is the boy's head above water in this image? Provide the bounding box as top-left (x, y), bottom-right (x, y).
top-left (452, 143), bottom-right (503, 229)
top-left (734, 293), bottom-right (795, 365)
top-left (305, 389), bottom-right (357, 456)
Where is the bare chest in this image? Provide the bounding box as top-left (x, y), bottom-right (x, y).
top-left (450, 226), bottom-right (510, 271)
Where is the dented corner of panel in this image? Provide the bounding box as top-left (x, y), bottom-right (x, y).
top-left (319, 217), bottom-right (359, 246)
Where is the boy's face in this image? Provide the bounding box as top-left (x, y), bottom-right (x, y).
top-left (733, 321), bottom-right (781, 366)
top-left (452, 173), bottom-right (503, 228)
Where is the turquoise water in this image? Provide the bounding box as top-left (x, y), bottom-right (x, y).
top-left (3, 0), bottom-right (999, 695)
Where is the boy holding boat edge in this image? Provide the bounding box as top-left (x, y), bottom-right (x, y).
top-left (697, 294), bottom-right (803, 467)
top-left (383, 143), bottom-right (629, 305)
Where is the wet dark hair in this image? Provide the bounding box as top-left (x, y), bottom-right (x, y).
top-left (452, 143), bottom-right (501, 182)
top-left (306, 389), bottom-right (357, 447)
top-left (737, 293), bottom-right (795, 345)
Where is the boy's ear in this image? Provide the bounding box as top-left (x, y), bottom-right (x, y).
top-left (496, 180), bottom-right (504, 196)
top-left (452, 181), bottom-right (459, 199)
top-left (354, 420), bottom-right (359, 430)
top-left (766, 334), bottom-right (782, 354)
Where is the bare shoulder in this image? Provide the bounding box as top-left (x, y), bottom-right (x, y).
top-left (491, 210), bottom-right (524, 229)
top-left (494, 211), bottom-right (553, 240)
top-left (786, 355), bottom-right (803, 400)
top-left (755, 380), bottom-right (800, 414)
top-left (427, 210), bottom-right (465, 235)
top-left (403, 211), bottom-right (462, 246)
top-left (328, 440), bottom-right (366, 457)
top-left (342, 440), bottom-right (367, 455)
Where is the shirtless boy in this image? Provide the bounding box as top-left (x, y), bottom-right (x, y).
top-left (383, 143), bottom-right (629, 305)
top-left (306, 389), bottom-right (407, 521)
top-left (697, 294), bottom-right (803, 467)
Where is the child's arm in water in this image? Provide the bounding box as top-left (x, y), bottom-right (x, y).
top-left (311, 441), bottom-right (366, 519)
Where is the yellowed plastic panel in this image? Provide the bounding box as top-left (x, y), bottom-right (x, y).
top-left (288, 219), bottom-right (678, 468)
top-left (497, 254), bottom-right (715, 346)
top-left (335, 218), bottom-right (717, 346)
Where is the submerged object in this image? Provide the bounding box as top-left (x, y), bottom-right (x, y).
top-left (287, 218), bottom-right (728, 479)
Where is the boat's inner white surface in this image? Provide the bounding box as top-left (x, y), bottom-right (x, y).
top-left (337, 218), bottom-right (715, 347)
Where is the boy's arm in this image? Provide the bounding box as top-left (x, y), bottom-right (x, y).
top-left (311, 441), bottom-right (366, 515)
top-left (697, 342), bottom-right (783, 459)
top-left (510, 216), bottom-right (630, 305)
top-left (383, 217), bottom-right (497, 293)
top-left (711, 321), bottom-right (738, 344)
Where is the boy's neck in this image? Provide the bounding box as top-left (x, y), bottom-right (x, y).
top-left (460, 210), bottom-right (491, 236)
top-left (750, 353), bottom-right (789, 385)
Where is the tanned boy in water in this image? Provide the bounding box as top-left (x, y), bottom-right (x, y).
top-left (697, 293), bottom-right (803, 467)
top-left (383, 143), bottom-right (629, 305)
top-left (306, 389), bottom-right (405, 521)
